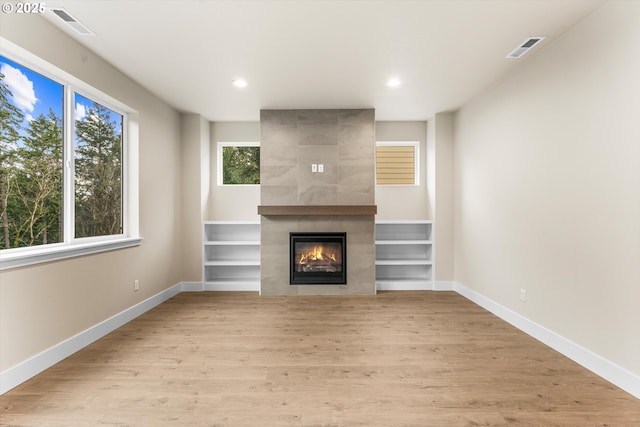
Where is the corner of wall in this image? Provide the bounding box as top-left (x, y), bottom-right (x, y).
top-left (180, 114), bottom-right (210, 281)
top-left (430, 113), bottom-right (455, 281)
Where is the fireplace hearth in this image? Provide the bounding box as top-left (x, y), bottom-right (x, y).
top-left (290, 232), bottom-right (347, 285)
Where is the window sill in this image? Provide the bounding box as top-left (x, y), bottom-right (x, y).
top-left (0, 237), bottom-right (143, 271)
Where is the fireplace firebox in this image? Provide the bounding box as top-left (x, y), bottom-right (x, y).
top-left (290, 232), bottom-right (347, 285)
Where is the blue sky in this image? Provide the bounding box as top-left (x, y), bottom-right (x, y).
top-left (0, 55), bottom-right (63, 123)
top-left (0, 55), bottom-right (122, 137)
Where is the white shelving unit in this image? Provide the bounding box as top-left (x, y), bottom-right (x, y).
top-left (375, 220), bottom-right (433, 290)
top-left (202, 221), bottom-right (260, 291)
top-left (202, 220), bottom-right (433, 291)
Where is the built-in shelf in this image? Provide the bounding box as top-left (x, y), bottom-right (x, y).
top-left (203, 219), bottom-right (433, 292)
top-left (375, 220), bottom-right (433, 290)
top-left (258, 205), bottom-right (377, 216)
top-left (375, 260), bottom-right (432, 265)
top-left (202, 221), bottom-right (260, 290)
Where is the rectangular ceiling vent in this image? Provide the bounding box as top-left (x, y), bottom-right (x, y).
top-left (506, 37), bottom-right (545, 59)
top-left (51, 8), bottom-right (95, 36)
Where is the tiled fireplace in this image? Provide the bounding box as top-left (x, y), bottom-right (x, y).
top-left (259, 109), bottom-right (376, 295)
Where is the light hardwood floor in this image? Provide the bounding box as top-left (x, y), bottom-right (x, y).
top-left (1, 291), bottom-right (639, 426)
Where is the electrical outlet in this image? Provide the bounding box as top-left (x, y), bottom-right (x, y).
top-left (312, 164), bottom-right (317, 173)
top-left (520, 288), bottom-right (526, 302)
top-left (318, 164), bottom-right (324, 173)
top-left (134, 280), bottom-right (140, 292)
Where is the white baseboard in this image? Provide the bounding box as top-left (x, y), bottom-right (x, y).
top-left (376, 281), bottom-right (435, 291)
top-left (204, 282), bottom-right (260, 291)
top-left (182, 282), bottom-right (260, 292)
top-left (375, 281), bottom-right (455, 291)
top-left (181, 281), bottom-right (205, 292)
top-left (452, 281), bottom-right (640, 400)
top-left (0, 282), bottom-right (183, 395)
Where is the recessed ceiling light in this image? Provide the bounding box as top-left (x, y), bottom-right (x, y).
top-left (387, 78), bottom-right (401, 88)
top-left (232, 79), bottom-right (248, 88)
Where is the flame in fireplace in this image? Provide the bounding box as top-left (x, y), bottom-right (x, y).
top-left (298, 246), bottom-right (337, 265)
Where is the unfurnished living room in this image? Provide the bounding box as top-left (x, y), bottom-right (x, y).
top-left (1, 1), bottom-right (639, 426)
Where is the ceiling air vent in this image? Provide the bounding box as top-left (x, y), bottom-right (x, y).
top-left (506, 37), bottom-right (545, 59)
top-left (51, 8), bottom-right (94, 36)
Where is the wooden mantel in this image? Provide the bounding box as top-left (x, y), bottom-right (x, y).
top-left (258, 205), bottom-right (377, 216)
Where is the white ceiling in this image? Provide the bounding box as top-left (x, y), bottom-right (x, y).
top-left (41, 0), bottom-right (605, 121)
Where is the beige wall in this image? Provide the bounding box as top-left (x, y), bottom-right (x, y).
top-left (432, 114), bottom-right (454, 281)
top-left (209, 122), bottom-right (261, 221)
top-left (181, 114), bottom-right (210, 281)
top-left (210, 121), bottom-right (431, 221)
top-left (0, 15), bottom-right (183, 370)
top-left (454, 0), bottom-right (640, 376)
top-left (375, 121), bottom-right (430, 220)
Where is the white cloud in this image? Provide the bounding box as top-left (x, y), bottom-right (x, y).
top-left (0, 63), bottom-right (37, 113)
top-left (25, 113), bottom-right (34, 122)
top-left (75, 103), bottom-right (87, 121)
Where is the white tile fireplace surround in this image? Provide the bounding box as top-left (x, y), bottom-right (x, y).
top-left (259, 109), bottom-right (376, 295)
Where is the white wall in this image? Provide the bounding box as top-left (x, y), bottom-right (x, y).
top-left (454, 0), bottom-right (640, 378)
top-left (209, 122), bottom-right (261, 221)
top-left (0, 15), bottom-right (183, 371)
top-left (375, 121), bottom-right (430, 220)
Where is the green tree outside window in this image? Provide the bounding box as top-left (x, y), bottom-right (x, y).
top-left (222, 146), bottom-right (260, 185)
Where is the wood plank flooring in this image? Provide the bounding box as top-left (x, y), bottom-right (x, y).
top-left (1, 291), bottom-right (639, 426)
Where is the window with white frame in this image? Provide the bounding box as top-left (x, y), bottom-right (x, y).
top-left (0, 48), bottom-right (138, 268)
top-left (73, 93), bottom-right (124, 238)
top-left (1, 55), bottom-right (64, 248)
top-left (217, 142), bottom-right (260, 185)
top-left (376, 141), bottom-right (419, 185)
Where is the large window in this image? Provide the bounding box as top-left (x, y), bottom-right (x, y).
top-left (376, 141), bottom-right (419, 185)
top-left (74, 93), bottom-right (123, 238)
top-left (0, 50), bottom-right (136, 267)
top-left (1, 55), bottom-right (64, 249)
top-left (218, 142), bottom-right (260, 185)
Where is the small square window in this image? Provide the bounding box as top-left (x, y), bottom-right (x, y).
top-left (218, 143), bottom-right (260, 185)
top-left (376, 142), bottom-right (419, 185)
